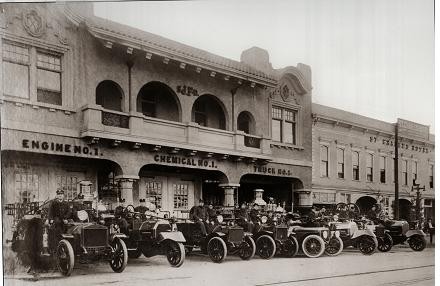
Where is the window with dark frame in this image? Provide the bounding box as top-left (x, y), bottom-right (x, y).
top-left (380, 156), bottom-right (386, 183)
top-left (271, 106), bottom-right (297, 144)
top-left (411, 161), bottom-right (418, 183)
top-left (194, 100), bottom-right (207, 127)
top-left (15, 171), bottom-right (39, 203)
top-left (320, 145), bottom-right (329, 177)
top-left (352, 151), bottom-right (359, 180)
top-left (366, 153), bottom-right (373, 182)
top-left (337, 148), bottom-right (345, 179)
top-left (141, 94), bottom-right (156, 117)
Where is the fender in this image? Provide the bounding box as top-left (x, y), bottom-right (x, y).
top-left (61, 234), bottom-right (74, 239)
top-left (209, 232), bottom-right (227, 239)
top-left (352, 228), bottom-right (376, 240)
top-left (158, 231), bottom-right (186, 243)
top-left (244, 232), bottom-right (253, 237)
top-left (110, 233), bottom-right (128, 241)
top-left (257, 230), bottom-right (274, 237)
top-left (405, 229), bottom-right (426, 238)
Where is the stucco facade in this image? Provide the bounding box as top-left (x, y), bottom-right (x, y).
top-left (1, 3), bottom-right (313, 218)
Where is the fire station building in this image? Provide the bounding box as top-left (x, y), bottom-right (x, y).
top-left (0, 3), bottom-right (434, 222)
top-left (1, 3), bottom-right (313, 218)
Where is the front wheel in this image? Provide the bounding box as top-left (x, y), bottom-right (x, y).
top-left (302, 235), bottom-right (325, 258)
top-left (109, 238), bottom-right (128, 273)
top-left (284, 236), bottom-right (299, 257)
top-left (239, 236), bottom-right (256, 260)
top-left (408, 235), bottom-right (426, 252)
top-left (325, 236), bottom-right (344, 256)
top-left (358, 236), bottom-right (377, 255)
top-left (256, 235), bottom-right (276, 259)
top-left (207, 236), bottom-right (227, 263)
top-left (377, 233), bottom-right (393, 252)
top-left (166, 241), bottom-right (185, 267)
top-left (56, 239), bottom-right (75, 276)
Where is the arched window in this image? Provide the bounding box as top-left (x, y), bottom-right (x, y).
top-left (96, 80), bottom-right (124, 112)
top-left (136, 82), bottom-right (180, 122)
top-left (192, 95), bottom-right (226, 130)
top-left (237, 111), bottom-right (256, 134)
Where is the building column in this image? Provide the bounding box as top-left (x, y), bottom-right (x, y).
top-left (295, 188), bottom-right (312, 208)
top-left (219, 183), bottom-right (240, 207)
top-left (115, 175), bottom-right (139, 206)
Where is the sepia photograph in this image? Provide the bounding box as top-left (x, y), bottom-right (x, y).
top-left (0, 0), bottom-right (435, 285)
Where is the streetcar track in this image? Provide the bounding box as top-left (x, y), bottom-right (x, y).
top-left (379, 276), bottom-right (434, 286)
top-left (255, 264), bottom-right (435, 286)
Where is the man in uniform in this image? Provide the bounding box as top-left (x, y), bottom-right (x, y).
top-left (189, 199), bottom-right (208, 235)
top-left (366, 205), bottom-right (379, 222)
top-left (249, 203), bottom-right (261, 225)
top-left (237, 203), bottom-right (254, 232)
top-left (47, 189), bottom-right (72, 250)
top-left (135, 199), bottom-right (148, 215)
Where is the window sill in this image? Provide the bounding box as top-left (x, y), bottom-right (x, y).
top-left (270, 142), bottom-right (304, 150)
top-left (1, 95), bottom-right (75, 113)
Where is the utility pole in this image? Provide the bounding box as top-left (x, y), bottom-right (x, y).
top-left (412, 181), bottom-right (425, 229)
top-left (394, 123), bottom-right (399, 219)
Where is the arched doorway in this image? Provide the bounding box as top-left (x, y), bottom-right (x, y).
top-left (96, 80), bottom-right (124, 111)
top-left (136, 81), bottom-right (181, 122)
top-left (192, 94), bottom-right (227, 130)
top-left (237, 111), bottom-right (256, 134)
top-left (356, 196), bottom-right (377, 214)
top-left (398, 199), bottom-right (413, 222)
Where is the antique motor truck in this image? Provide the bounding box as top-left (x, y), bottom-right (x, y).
top-left (330, 203), bottom-right (378, 255)
top-left (251, 212), bottom-right (299, 259)
top-left (6, 201), bottom-right (128, 276)
top-left (110, 205), bottom-right (186, 267)
top-left (176, 210), bottom-right (256, 263)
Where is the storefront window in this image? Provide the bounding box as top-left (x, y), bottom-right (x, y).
top-left (173, 183), bottom-right (189, 210)
top-left (56, 175), bottom-right (78, 201)
top-left (337, 148), bottom-right (344, 179)
top-left (352, 151), bottom-right (359, 180)
top-left (2, 42), bottom-right (29, 99)
top-left (146, 181), bottom-right (162, 208)
top-left (15, 171), bottom-right (39, 203)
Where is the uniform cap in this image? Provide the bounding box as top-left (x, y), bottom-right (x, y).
top-left (56, 189), bottom-right (64, 195)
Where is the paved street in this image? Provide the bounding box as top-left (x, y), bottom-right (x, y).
top-left (4, 246), bottom-right (434, 286)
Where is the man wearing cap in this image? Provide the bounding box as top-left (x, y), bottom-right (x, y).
top-left (135, 199), bottom-right (148, 214)
top-left (237, 203), bottom-right (254, 232)
top-left (189, 199), bottom-right (208, 235)
top-left (47, 189), bottom-right (72, 249)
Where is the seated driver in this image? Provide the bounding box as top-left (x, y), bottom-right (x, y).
top-left (189, 199), bottom-right (208, 235)
top-left (47, 189), bottom-right (72, 249)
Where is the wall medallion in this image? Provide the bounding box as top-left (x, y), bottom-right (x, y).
top-left (22, 10), bottom-right (46, 38)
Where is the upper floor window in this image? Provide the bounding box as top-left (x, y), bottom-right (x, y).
top-left (402, 160), bottom-right (408, 185)
top-left (2, 41), bottom-right (62, 105)
top-left (380, 156), bottom-right (386, 183)
top-left (37, 52), bottom-right (62, 105)
top-left (194, 99), bottom-right (207, 127)
top-left (2, 42), bottom-right (30, 99)
top-left (337, 148), bottom-right (345, 179)
top-left (352, 151), bottom-right (359, 180)
top-left (429, 165), bottom-right (434, 189)
top-left (411, 161), bottom-right (418, 184)
top-left (320, 145), bottom-right (329, 177)
top-left (137, 82), bottom-right (180, 122)
top-left (192, 95), bottom-right (226, 130)
top-left (366, 153), bottom-right (373, 182)
top-left (271, 106), bottom-right (297, 144)
top-left (237, 111), bottom-right (256, 135)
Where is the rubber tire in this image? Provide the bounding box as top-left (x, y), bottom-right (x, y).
top-left (377, 233), bottom-right (393, 252)
top-left (285, 236), bottom-right (299, 258)
top-left (325, 236), bottom-right (344, 256)
top-left (166, 241), bottom-right (185, 267)
top-left (256, 235), bottom-right (276, 259)
top-left (408, 235), bottom-right (426, 252)
top-left (57, 239), bottom-right (75, 276)
top-left (358, 236), bottom-right (377, 255)
top-left (302, 235), bottom-right (325, 258)
top-left (239, 236), bottom-right (256, 260)
top-left (110, 238), bottom-right (128, 273)
top-left (207, 236), bottom-right (227, 263)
